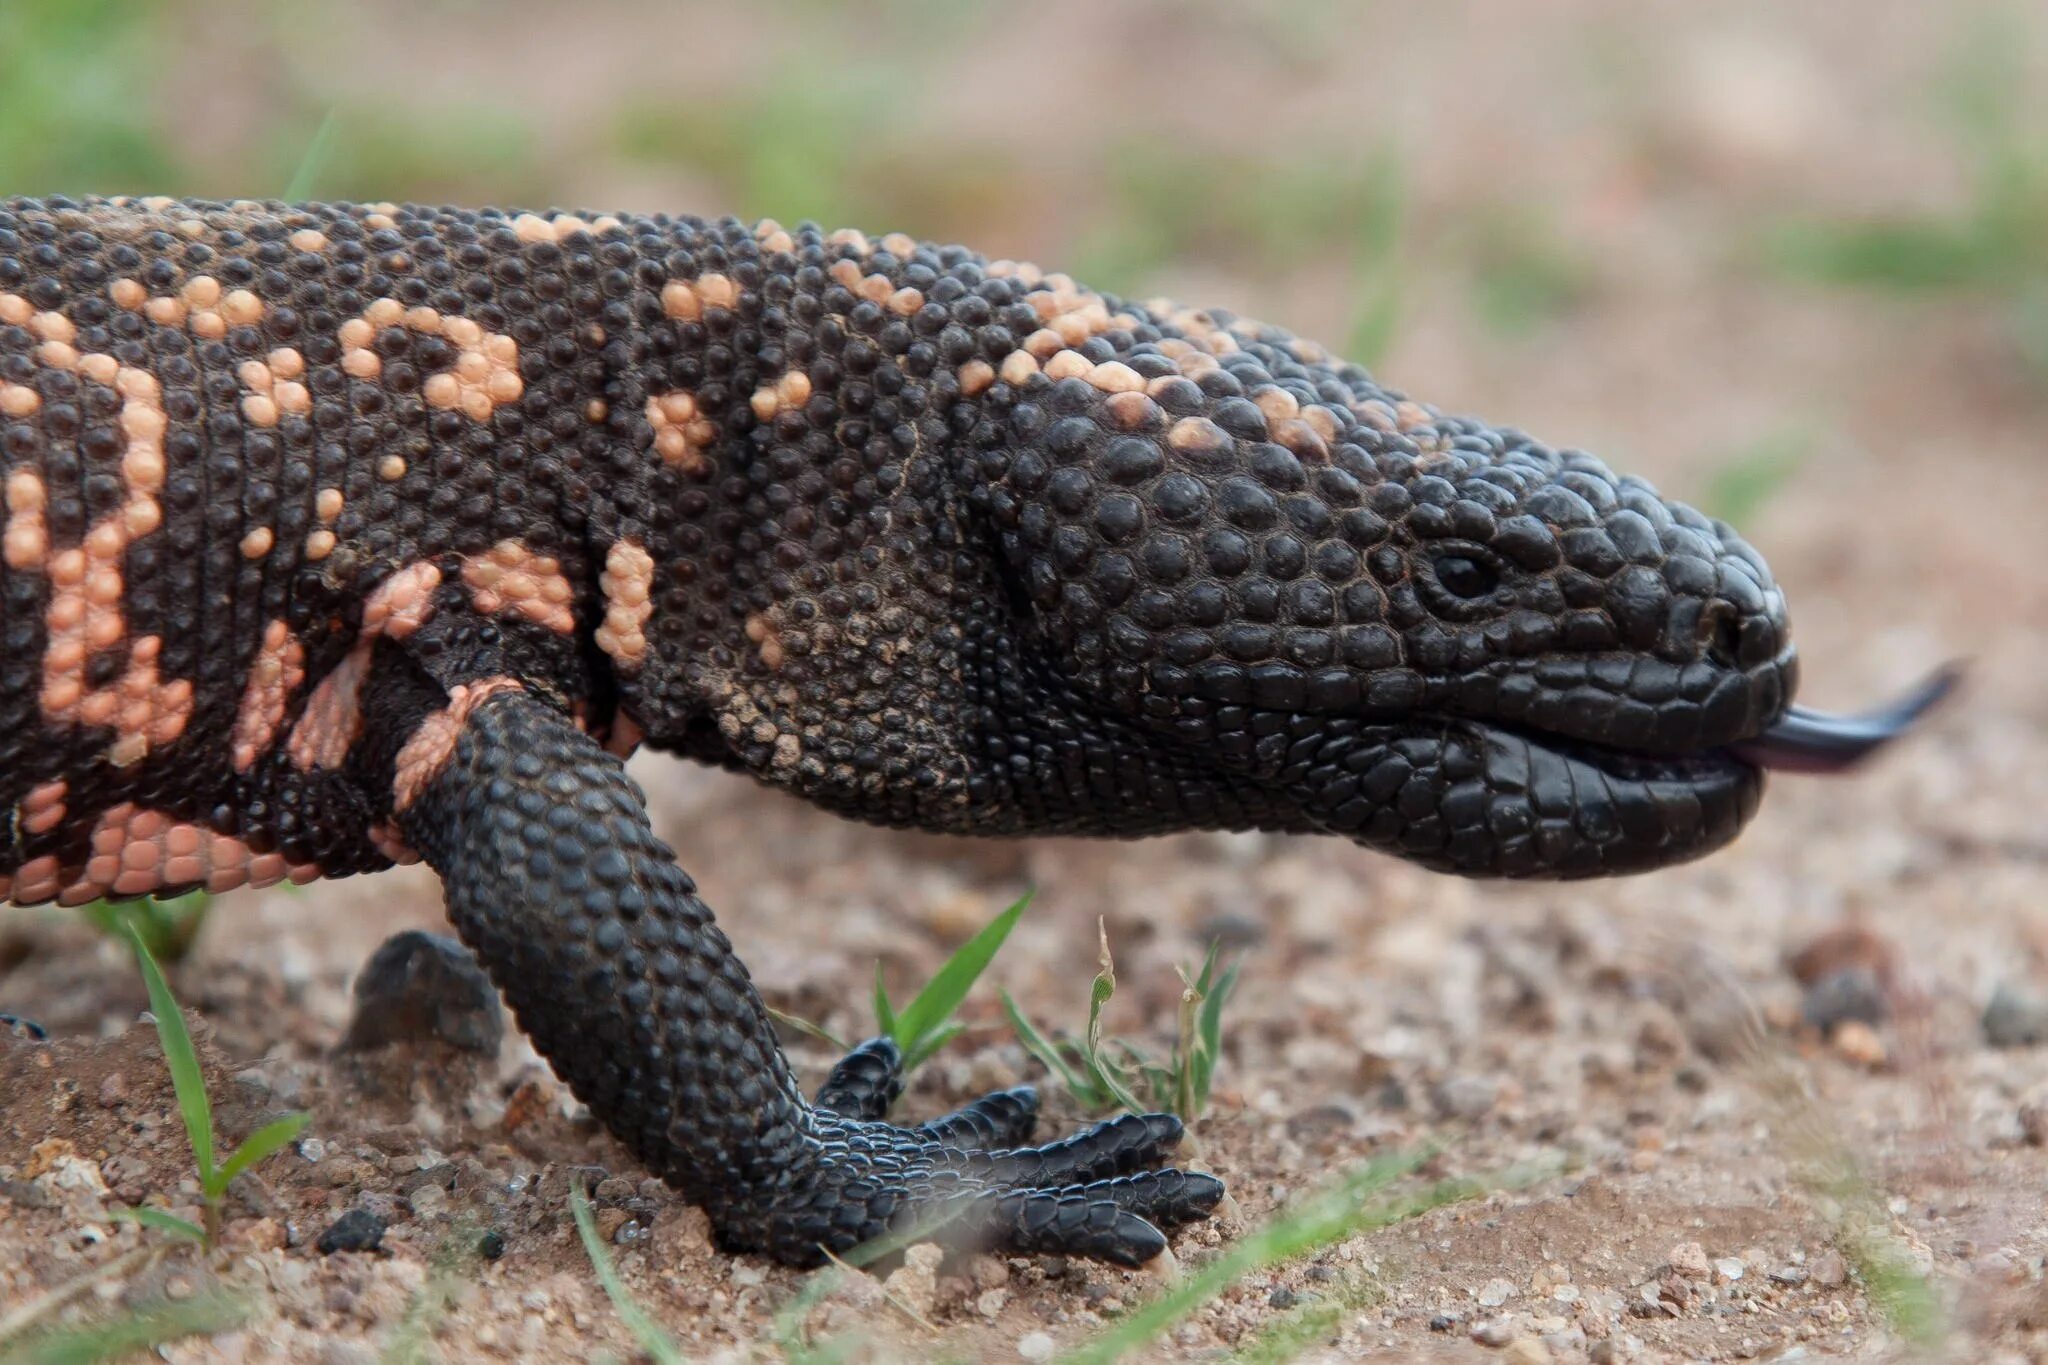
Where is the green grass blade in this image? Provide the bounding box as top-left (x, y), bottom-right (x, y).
top-left (765, 1004), bottom-right (849, 1053)
top-left (569, 1179), bottom-right (686, 1365)
top-left (1191, 958), bottom-right (1240, 1112)
top-left (125, 927), bottom-right (216, 1190)
top-left (105, 1206), bottom-right (206, 1244)
top-left (281, 109), bottom-right (338, 203)
top-left (1081, 923), bottom-right (1147, 1114)
top-left (886, 890), bottom-right (1032, 1063)
top-left (1062, 1150), bottom-right (1430, 1365)
top-left (872, 961), bottom-right (896, 1040)
top-left (1065, 1148), bottom-right (1563, 1365)
top-left (212, 1112), bottom-right (310, 1196)
top-left (0, 1294), bottom-right (249, 1365)
top-left (899, 1021), bottom-right (963, 1073)
top-left (999, 989), bottom-right (1103, 1108)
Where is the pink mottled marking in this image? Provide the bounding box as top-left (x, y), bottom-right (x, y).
top-left (20, 780), bottom-right (67, 835)
top-left (232, 620), bottom-right (307, 771)
top-left (462, 540), bottom-right (576, 635)
top-left (286, 562), bottom-right (441, 771)
top-left (8, 855), bottom-right (63, 904)
top-left (24, 803), bottom-right (323, 906)
top-left (595, 540), bottom-right (655, 668)
top-left (3, 321), bottom-right (193, 765)
top-left (288, 644), bottom-right (369, 771)
top-left (392, 677), bottom-right (525, 812)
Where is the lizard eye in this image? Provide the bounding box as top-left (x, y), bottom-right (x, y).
top-left (1418, 545), bottom-right (1506, 617)
top-left (1431, 552), bottom-right (1498, 599)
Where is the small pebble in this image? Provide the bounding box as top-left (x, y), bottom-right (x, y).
top-left (1768, 1264), bottom-right (1808, 1286)
top-left (1477, 1277), bottom-right (1516, 1307)
top-left (1669, 1242), bottom-right (1711, 1279)
top-left (1434, 1075), bottom-right (1500, 1120)
top-left (1267, 1285), bottom-right (1300, 1309)
top-left (1810, 1250), bottom-right (1848, 1288)
top-left (316, 1208), bottom-right (387, 1255)
top-left (1984, 983), bottom-right (2048, 1048)
top-left (1503, 1338), bottom-right (1554, 1365)
top-left (882, 1243), bottom-right (943, 1319)
top-left (1714, 1257), bottom-right (1745, 1282)
top-left (1471, 1318), bottom-right (1514, 1347)
top-left (342, 930), bottom-right (505, 1054)
top-left (2020, 1104), bottom-right (2048, 1147)
top-left (1802, 967), bottom-right (1889, 1031)
top-left (477, 1229), bottom-right (506, 1260)
top-left (1017, 1330), bottom-right (1056, 1362)
top-left (1831, 1020), bottom-right (1887, 1068)
top-left (1428, 1313), bottom-right (1458, 1332)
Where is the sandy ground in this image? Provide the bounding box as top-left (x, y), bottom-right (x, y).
top-left (4, 2), bottom-right (2048, 1360)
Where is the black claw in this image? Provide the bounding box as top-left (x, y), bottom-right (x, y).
top-left (814, 1037), bottom-right (905, 1120)
top-left (988, 1189), bottom-right (1168, 1266)
top-left (965, 1110), bottom-right (1186, 1187)
top-left (916, 1085), bottom-right (1039, 1148)
top-left (1094, 1168), bottom-right (1227, 1230)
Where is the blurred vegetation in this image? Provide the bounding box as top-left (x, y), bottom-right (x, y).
top-left (0, 0), bottom-right (180, 191)
top-left (1770, 14), bottom-right (2048, 386)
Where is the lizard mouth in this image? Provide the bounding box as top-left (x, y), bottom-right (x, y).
top-left (1725, 664), bottom-right (1961, 774)
top-left (1297, 665), bottom-right (1958, 879)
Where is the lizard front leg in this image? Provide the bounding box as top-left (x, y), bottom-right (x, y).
top-left (392, 683), bottom-right (1222, 1266)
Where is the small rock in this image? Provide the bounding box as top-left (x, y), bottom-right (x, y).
top-left (1788, 923), bottom-right (1896, 988)
top-left (2020, 1105), bottom-right (2048, 1147)
top-left (1477, 1276), bottom-right (1516, 1307)
top-left (1428, 1313), bottom-right (1458, 1332)
top-left (882, 1243), bottom-right (943, 1320)
top-left (1713, 1257), bottom-right (1745, 1282)
top-left (1285, 1104), bottom-right (1356, 1140)
top-left (1668, 1242), bottom-right (1711, 1279)
top-left (1267, 1285), bottom-right (1301, 1309)
top-left (97, 1072), bottom-right (128, 1107)
top-left (1768, 1265), bottom-right (1807, 1286)
top-left (406, 1183), bottom-right (447, 1219)
top-left (478, 1228), bottom-right (506, 1260)
top-left (1017, 1330), bottom-right (1056, 1362)
top-left (1471, 1318), bottom-right (1514, 1347)
top-left (1503, 1338), bottom-right (1554, 1365)
top-left (342, 930), bottom-right (504, 1055)
top-left (1831, 1020), bottom-right (1887, 1068)
top-left (225, 1217), bottom-right (286, 1252)
top-left (1810, 1250), bottom-right (1848, 1288)
top-left (975, 1287), bottom-right (1008, 1318)
top-left (1801, 967), bottom-right (1889, 1032)
top-left (1434, 1075), bottom-right (1500, 1120)
top-left (316, 1208), bottom-right (388, 1255)
top-left (1984, 983), bottom-right (2048, 1048)
top-left (0, 1013), bottom-right (47, 1041)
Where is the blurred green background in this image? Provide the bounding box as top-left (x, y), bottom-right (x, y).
top-left (2, 0), bottom-right (2043, 524)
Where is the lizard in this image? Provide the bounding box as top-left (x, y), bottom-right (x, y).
top-left (0, 195), bottom-right (1952, 1268)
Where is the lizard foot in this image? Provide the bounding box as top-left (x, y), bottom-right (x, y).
top-left (785, 1035), bottom-right (1223, 1265)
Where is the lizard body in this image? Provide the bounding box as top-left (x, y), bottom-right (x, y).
top-left (0, 195), bottom-right (1820, 1264)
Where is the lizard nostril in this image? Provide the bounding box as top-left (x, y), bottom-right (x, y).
top-left (1703, 607), bottom-right (1744, 670)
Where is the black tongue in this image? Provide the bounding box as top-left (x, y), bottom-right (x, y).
top-left (1729, 664), bottom-right (1962, 774)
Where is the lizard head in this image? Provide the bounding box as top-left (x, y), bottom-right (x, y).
top-left (1000, 390), bottom-right (1950, 879)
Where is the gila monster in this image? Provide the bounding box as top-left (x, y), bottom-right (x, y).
top-left (0, 196), bottom-right (1950, 1266)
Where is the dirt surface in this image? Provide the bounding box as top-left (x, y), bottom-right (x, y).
top-left (4, 2), bottom-right (2048, 1360)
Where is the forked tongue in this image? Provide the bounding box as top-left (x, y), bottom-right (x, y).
top-left (1729, 664), bottom-right (1962, 774)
